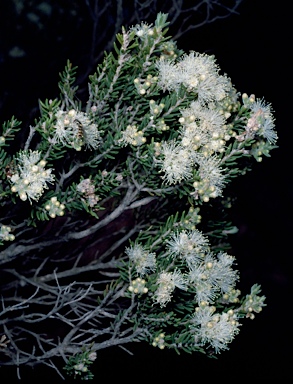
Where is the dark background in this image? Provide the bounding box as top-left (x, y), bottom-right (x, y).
top-left (0, 0), bottom-right (291, 381)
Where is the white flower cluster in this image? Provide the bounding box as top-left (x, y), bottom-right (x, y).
top-left (130, 21), bottom-right (154, 39)
top-left (154, 52), bottom-right (276, 202)
top-left (180, 101), bottom-right (231, 155)
top-left (158, 140), bottom-right (226, 201)
top-left (158, 141), bottom-right (194, 184)
top-left (70, 350), bottom-right (97, 378)
top-left (51, 109), bottom-right (101, 151)
top-left (188, 251), bottom-right (238, 304)
top-left (44, 196), bottom-right (65, 218)
top-left (118, 124), bottom-right (146, 147)
top-left (133, 75), bottom-right (158, 96)
top-left (191, 304), bottom-right (240, 353)
top-left (123, 223), bottom-right (257, 352)
top-left (126, 243), bottom-right (156, 276)
top-left (237, 94), bottom-right (277, 144)
top-left (248, 99), bottom-right (277, 144)
top-left (153, 270), bottom-right (188, 307)
top-left (0, 225), bottom-right (15, 242)
top-left (73, 363), bottom-right (88, 373)
top-left (152, 333), bottom-right (165, 349)
top-left (149, 99), bottom-right (165, 116)
top-left (10, 150), bottom-right (54, 202)
top-left (192, 155), bottom-right (226, 202)
top-left (154, 76), bottom-right (234, 196)
top-left (156, 51), bottom-right (231, 104)
top-left (153, 230), bottom-right (238, 305)
top-left (128, 277), bottom-right (148, 294)
top-left (180, 206), bottom-right (202, 231)
top-left (166, 229), bottom-right (210, 268)
top-left (126, 228), bottom-right (240, 312)
top-left (131, 54), bottom-right (252, 203)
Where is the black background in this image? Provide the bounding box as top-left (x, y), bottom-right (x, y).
top-left (0, 0), bottom-right (291, 381)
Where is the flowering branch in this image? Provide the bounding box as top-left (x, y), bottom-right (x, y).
top-left (0, 10), bottom-right (277, 380)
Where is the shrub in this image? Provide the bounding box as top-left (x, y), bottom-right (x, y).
top-left (0, 12), bottom-right (277, 380)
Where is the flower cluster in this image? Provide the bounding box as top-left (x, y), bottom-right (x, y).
top-left (237, 94), bottom-right (277, 144)
top-left (125, 225), bottom-right (266, 352)
top-left (118, 124), bottom-right (146, 147)
top-left (188, 251), bottom-right (239, 304)
top-left (179, 206), bottom-right (202, 231)
top-left (166, 229), bottom-right (210, 267)
top-left (131, 21), bottom-right (155, 39)
top-left (152, 230), bottom-right (239, 308)
top-left (149, 99), bottom-right (165, 117)
top-left (156, 51), bottom-right (231, 104)
top-left (179, 101), bottom-right (231, 155)
top-left (125, 243), bottom-right (156, 276)
top-left (76, 178), bottom-right (100, 207)
top-left (153, 270), bottom-right (188, 307)
top-left (192, 155), bottom-right (226, 201)
top-left (190, 304), bottom-right (240, 353)
top-left (128, 277), bottom-right (148, 294)
top-left (157, 141), bottom-right (194, 184)
top-left (44, 196), bottom-right (65, 218)
top-left (9, 150), bottom-right (54, 202)
top-left (51, 109), bottom-right (101, 151)
top-left (152, 333), bottom-right (166, 349)
top-left (0, 334), bottom-right (10, 350)
top-left (0, 225), bottom-right (15, 242)
top-left (155, 97), bottom-right (234, 196)
top-left (133, 75), bottom-right (158, 96)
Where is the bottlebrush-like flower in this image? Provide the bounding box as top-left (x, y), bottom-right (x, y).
top-left (190, 305), bottom-right (240, 353)
top-left (126, 243), bottom-right (156, 276)
top-left (52, 109), bottom-right (101, 151)
top-left (166, 229), bottom-right (210, 267)
top-left (156, 51), bottom-right (232, 105)
top-left (153, 270), bottom-right (188, 307)
top-left (192, 154), bottom-right (226, 201)
top-left (157, 140), bottom-right (193, 184)
top-left (118, 124), bottom-right (146, 147)
top-left (10, 150), bottom-right (54, 202)
top-left (179, 100), bottom-right (229, 155)
top-left (188, 251), bottom-right (239, 304)
top-left (248, 98), bottom-right (277, 144)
